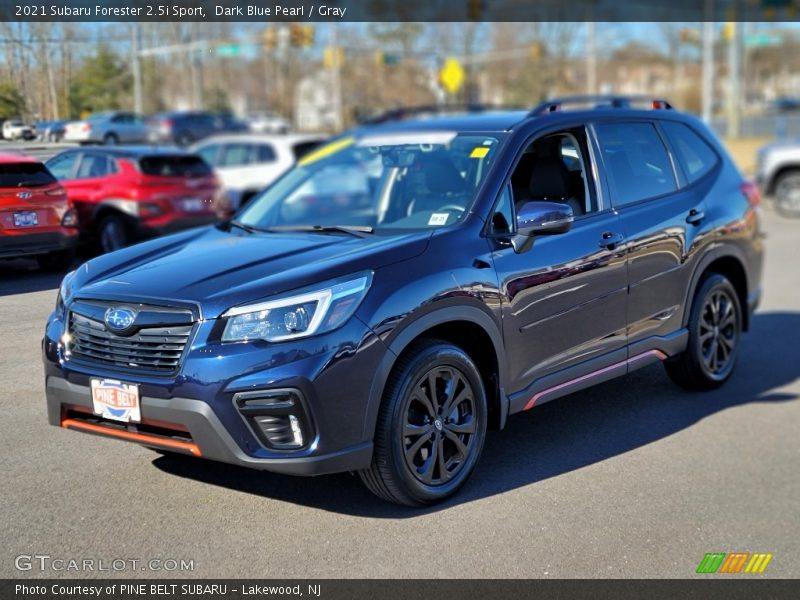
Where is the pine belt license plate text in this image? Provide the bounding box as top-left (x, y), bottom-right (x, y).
top-left (13, 211), bottom-right (38, 227)
top-left (181, 198), bottom-right (204, 212)
top-left (90, 379), bottom-right (141, 422)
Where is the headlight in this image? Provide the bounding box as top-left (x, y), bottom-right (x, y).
top-left (56, 269), bottom-right (77, 312)
top-left (221, 273), bottom-right (372, 343)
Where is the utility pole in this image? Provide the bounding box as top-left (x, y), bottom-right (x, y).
top-left (701, 14), bottom-right (714, 124)
top-left (586, 21), bottom-right (597, 95)
top-left (727, 20), bottom-right (741, 139)
top-left (329, 23), bottom-right (343, 131)
top-left (132, 23), bottom-right (143, 114)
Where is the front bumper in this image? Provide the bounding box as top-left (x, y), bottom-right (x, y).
top-left (137, 214), bottom-right (219, 238)
top-left (0, 229), bottom-right (77, 259)
top-left (43, 310), bottom-right (384, 476)
top-left (45, 376), bottom-right (372, 475)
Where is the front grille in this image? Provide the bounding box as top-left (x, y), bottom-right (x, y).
top-left (67, 307), bottom-right (193, 373)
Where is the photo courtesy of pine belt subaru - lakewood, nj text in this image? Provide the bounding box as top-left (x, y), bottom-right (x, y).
top-left (43, 96), bottom-right (764, 506)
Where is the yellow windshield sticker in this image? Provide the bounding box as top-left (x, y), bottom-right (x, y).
top-left (470, 147), bottom-right (490, 159)
top-left (298, 136), bottom-right (355, 167)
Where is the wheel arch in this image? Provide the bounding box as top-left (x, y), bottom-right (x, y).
top-left (684, 250), bottom-right (750, 332)
top-left (363, 306), bottom-right (509, 443)
top-left (766, 164), bottom-right (800, 196)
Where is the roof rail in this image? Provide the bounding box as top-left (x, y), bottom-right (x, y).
top-left (530, 95), bottom-right (673, 116)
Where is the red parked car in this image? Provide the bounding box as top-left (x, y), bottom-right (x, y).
top-left (45, 147), bottom-right (223, 253)
top-left (0, 153), bottom-right (78, 269)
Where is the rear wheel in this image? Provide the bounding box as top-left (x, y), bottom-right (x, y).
top-left (103, 132), bottom-right (119, 145)
top-left (774, 169), bottom-right (800, 218)
top-left (98, 214), bottom-right (130, 254)
top-left (665, 273), bottom-right (742, 390)
top-left (36, 248), bottom-right (75, 271)
top-left (359, 340), bottom-right (487, 506)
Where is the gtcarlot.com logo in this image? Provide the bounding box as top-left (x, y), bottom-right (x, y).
top-left (696, 552), bottom-right (773, 574)
top-left (14, 554), bottom-right (194, 572)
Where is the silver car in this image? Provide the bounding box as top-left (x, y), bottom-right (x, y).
top-left (63, 111), bottom-right (148, 145)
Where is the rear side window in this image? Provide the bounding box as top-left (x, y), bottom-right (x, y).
top-left (0, 162), bottom-right (57, 187)
top-left (138, 155), bottom-right (212, 177)
top-left (256, 144), bottom-right (276, 163)
top-left (661, 121), bottom-right (719, 183)
top-left (595, 122), bottom-right (677, 206)
top-left (196, 144), bottom-right (220, 166)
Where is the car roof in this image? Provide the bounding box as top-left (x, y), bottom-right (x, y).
top-left (52, 146), bottom-right (200, 159)
top-left (193, 133), bottom-right (326, 146)
top-left (0, 152), bottom-right (39, 165)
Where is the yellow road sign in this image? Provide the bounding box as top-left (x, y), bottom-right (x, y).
top-left (439, 58), bottom-right (465, 95)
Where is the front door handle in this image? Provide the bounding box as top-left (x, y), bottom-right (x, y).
top-left (598, 231), bottom-right (625, 249)
top-left (686, 208), bottom-right (705, 225)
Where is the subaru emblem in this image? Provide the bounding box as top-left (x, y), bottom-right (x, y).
top-left (104, 307), bottom-right (137, 333)
top-left (17, 191), bottom-right (31, 199)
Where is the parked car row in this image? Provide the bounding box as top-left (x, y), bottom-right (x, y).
top-left (1, 129), bottom-right (327, 266)
top-left (2, 110), bottom-right (295, 147)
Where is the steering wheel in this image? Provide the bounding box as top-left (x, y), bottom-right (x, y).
top-left (437, 204), bottom-right (465, 212)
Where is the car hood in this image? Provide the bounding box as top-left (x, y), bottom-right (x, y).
top-left (71, 225), bottom-right (431, 318)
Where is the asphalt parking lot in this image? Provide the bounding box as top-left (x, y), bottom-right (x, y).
top-left (0, 206), bottom-right (798, 579)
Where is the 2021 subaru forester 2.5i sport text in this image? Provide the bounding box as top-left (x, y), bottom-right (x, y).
top-left (43, 96), bottom-right (763, 506)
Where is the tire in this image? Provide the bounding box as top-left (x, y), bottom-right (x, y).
top-left (774, 169), bottom-right (800, 218)
top-left (36, 248), bottom-right (75, 271)
top-left (665, 273), bottom-right (742, 390)
top-left (103, 133), bottom-right (119, 145)
top-left (359, 339), bottom-right (488, 506)
top-left (98, 214), bottom-right (130, 254)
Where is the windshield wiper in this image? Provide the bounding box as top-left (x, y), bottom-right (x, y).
top-left (16, 180), bottom-right (45, 188)
top-left (228, 220), bottom-right (265, 234)
top-left (268, 225), bottom-right (374, 239)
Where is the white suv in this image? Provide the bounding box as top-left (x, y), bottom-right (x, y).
top-left (757, 139), bottom-right (800, 217)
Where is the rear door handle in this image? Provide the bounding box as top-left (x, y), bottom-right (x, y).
top-left (598, 231), bottom-right (625, 249)
top-left (686, 209), bottom-right (705, 225)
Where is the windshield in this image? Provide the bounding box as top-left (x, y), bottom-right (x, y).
top-left (237, 132), bottom-right (502, 232)
top-left (0, 163), bottom-right (57, 188)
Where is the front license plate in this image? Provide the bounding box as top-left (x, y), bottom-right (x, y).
top-left (180, 198), bottom-right (205, 212)
top-left (90, 379), bottom-right (141, 423)
top-left (13, 211), bottom-right (38, 227)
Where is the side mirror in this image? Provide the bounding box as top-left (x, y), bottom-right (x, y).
top-left (511, 201), bottom-right (573, 253)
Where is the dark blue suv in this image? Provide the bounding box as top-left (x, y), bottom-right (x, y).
top-left (44, 96), bottom-right (764, 505)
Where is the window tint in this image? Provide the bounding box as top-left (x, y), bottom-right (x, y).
top-left (46, 153), bottom-right (79, 179)
top-left (138, 155), bottom-right (212, 177)
top-left (0, 162), bottom-right (57, 187)
top-left (596, 122), bottom-right (677, 206)
top-left (76, 154), bottom-right (111, 179)
top-left (661, 121), bottom-right (718, 183)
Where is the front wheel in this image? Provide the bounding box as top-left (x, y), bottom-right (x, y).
top-left (665, 273), bottom-right (742, 390)
top-left (98, 214), bottom-right (130, 254)
top-left (774, 170), bottom-right (800, 218)
top-left (359, 340), bottom-right (487, 506)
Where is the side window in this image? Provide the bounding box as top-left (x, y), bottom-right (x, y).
top-left (219, 144), bottom-right (254, 167)
top-left (508, 128), bottom-right (598, 218)
top-left (256, 144), bottom-right (276, 163)
top-left (661, 121), bottom-right (719, 183)
top-left (595, 122), bottom-right (677, 206)
top-left (46, 153), bottom-right (79, 180)
top-left (76, 154), bottom-right (110, 179)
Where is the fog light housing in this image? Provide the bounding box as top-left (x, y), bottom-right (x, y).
top-left (61, 208), bottom-right (78, 228)
top-left (234, 389), bottom-right (313, 450)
